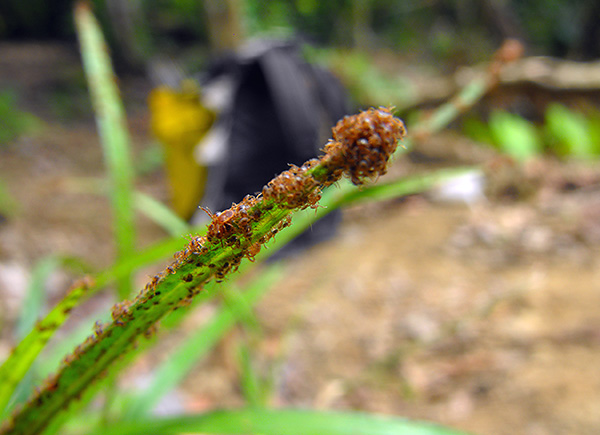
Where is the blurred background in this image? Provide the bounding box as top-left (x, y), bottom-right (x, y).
top-left (1, 1), bottom-right (600, 434)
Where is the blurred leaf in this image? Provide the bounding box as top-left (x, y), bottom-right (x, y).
top-left (76, 1), bottom-right (136, 298)
top-left (307, 49), bottom-right (416, 109)
top-left (99, 408), bottom-right (470, 435)
top-left (134, 192), bottom-right (190, 236)
top-left (0, 90), bottom-right (42, 145)
top-left (0, 257), bottom-right (57, 418)
top-left (237, 343), bottom-right (263, 408)
top-left (461, 116), bottom-right (494, 145)
top-left (0, 256), bottom-right (91, 418)
top-left (489, 111), bottom-right (542, 161)
top-left (545, 103), bottom-right (597, 158)
top-left (16, 257), bottom-right (59, 340)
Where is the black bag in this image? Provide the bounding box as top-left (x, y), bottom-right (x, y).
top-left (195, 39), bottom-right (349, 254)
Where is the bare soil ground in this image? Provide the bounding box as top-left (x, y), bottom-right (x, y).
top-left (2, 43), bottom-right (600, 435)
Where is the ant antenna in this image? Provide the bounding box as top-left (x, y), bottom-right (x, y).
top-left (199, 206), bottom-right (214, 219)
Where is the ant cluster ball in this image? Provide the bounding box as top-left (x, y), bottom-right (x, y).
top-left (323, 107), bottom-right (406, 185)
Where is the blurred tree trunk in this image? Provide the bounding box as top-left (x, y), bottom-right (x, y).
top-left (202, 0), bottom-right (245, 52)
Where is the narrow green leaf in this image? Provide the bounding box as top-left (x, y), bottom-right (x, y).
top-left (16, 257), bottom-right (59, 340)
top-left (237, 344), bottom-right (263, 407)
top-left (134, 192), bottom-right (191, 236)
top-left (99, 408), bottom-right (470, 435)
top-left (75, 1), bottom-right (136, 298)
top-left (0, 257), bottom-right (58, 417)
top-left (0, 271), bottom-right (95, 418)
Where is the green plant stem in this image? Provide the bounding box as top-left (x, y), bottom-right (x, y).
top-left (1, 107), bottom-right (406, 434)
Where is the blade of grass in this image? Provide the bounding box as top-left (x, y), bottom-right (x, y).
top-left (236, 343), bottom-right (263, 407)
top-left (98, 408), bottom-right (470, 435)
top-left (16, 257), bottom-right (59, 341)
top-left (0, 266), bottom-right (90, 417)
top-left (61, 176), bottom-right (190, 237)
top-left (0, 257), bottom-right (58, 418)
top-left (134, 192), bottom-right (191, 236)
top-left (266, 168), bottom-right (477, 254)
top-left (75, 1), bottom-right (136, 299)
top-left (0, 166), bottom-right (466, 429)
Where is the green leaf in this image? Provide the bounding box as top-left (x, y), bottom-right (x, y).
top-left (0, 257), bottom-right (58, 417)
top-left (489, 111), bottom-right (542, 161)
top-left (134, 192), bottom-right (191, 236)
top-left (98, 408), bottom-right (470, 435)
top-left (17, 257), bottom-right (59, 340)
top-left (237, 342), bottom-right (264, 408)
top-left (0, 259), bottom-right (90, 417)
top-left (545, 103), bottom-right (596, 158)
top-left (76, 1), bottom-right (136, 298)
top-left (462, 116), bottom-right (494, 145)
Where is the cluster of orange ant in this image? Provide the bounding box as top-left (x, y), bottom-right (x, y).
top-left (262, 159), bottom-right (322, 209)
top-left (152, 107), bottom-right (404, 293)
top-left (323, 107), bottom-right (406, 185)
top-left (111, 108), bottom-right (405, 334)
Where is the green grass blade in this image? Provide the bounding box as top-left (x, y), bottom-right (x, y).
top-left (99, 408), bottom-right (470, 435)
top-left (0, 270), bottom-right (91, 417)
top-left (328, 168), bottom-right (478, 208)
top-left (16, 257), bottom-right (59, 340)
top-left (0, 257), bottom-right (58, 417)
top-left (270, 168), bottom-right (476, 252)
top-left (75, 1), bottom-right (136, 299)
top-left (134, 192), bottom-right (191, 236)
top-left (236, 343), bottom-right (263, 407)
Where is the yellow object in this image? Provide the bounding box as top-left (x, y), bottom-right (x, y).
top-left (148, 81), bottom-right (215, 220)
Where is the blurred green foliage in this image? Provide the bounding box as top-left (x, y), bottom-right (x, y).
top-left (463, 105), bottom-right (600, 161)
top-left (0, 180), bottom-right (18, 220)
top-left (0, 90), bottom-right (41, 145)
top-left (1, 0), bottom-right (599, 61)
